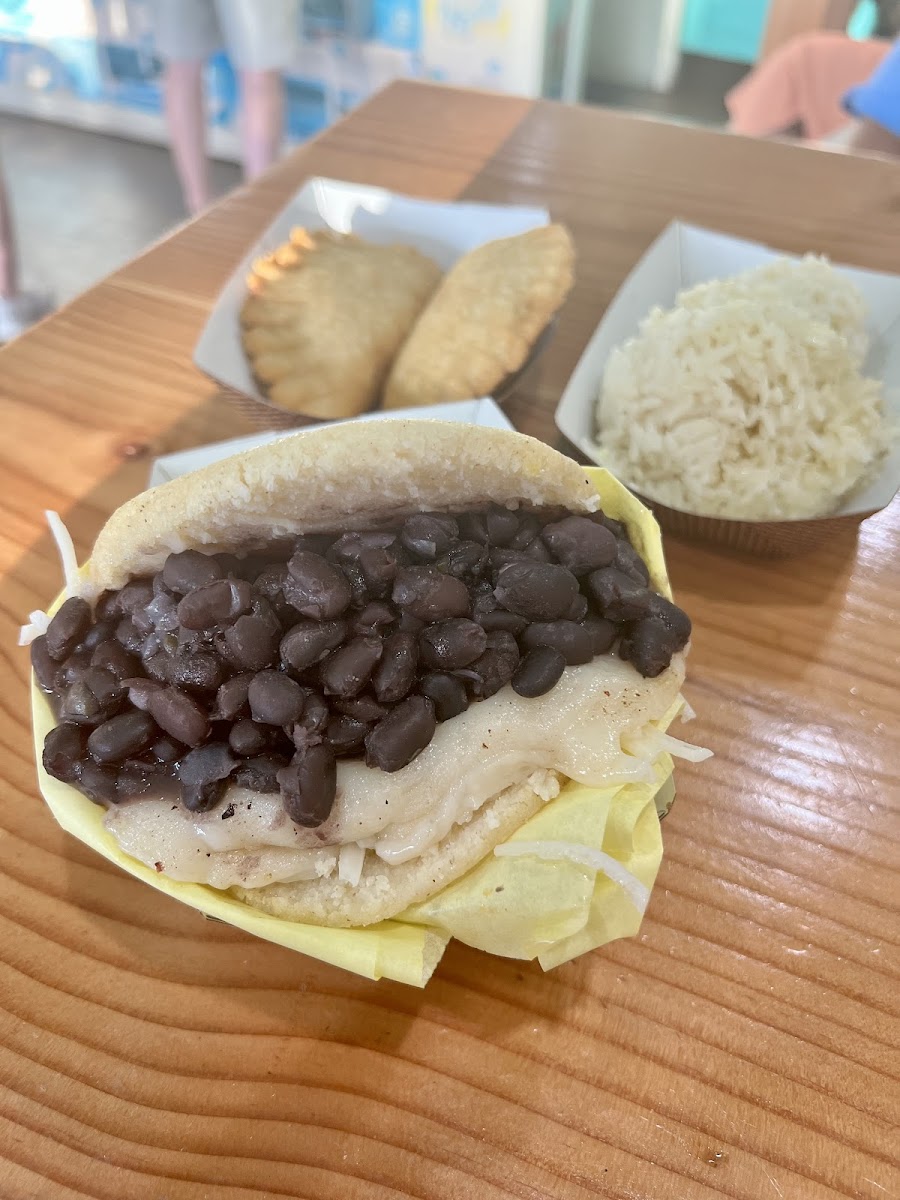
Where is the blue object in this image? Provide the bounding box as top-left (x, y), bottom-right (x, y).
top-left (374, 0), bottom-right (420, 49)
top-left (680, 0), bottom-right (770, 65)
top-left (845, 36), bottom-right (900, 134)
top-left (847, 0), bottom-right (879, 39)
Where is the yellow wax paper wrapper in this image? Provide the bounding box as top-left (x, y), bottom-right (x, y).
top-left (31, 468), bottom-right (687, 987)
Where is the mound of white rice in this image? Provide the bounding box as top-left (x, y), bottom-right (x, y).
top-left (593, 257), bottom-right (890, 521)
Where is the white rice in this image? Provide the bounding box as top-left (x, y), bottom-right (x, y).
top-left (593, 257), bottom-right (890, 521)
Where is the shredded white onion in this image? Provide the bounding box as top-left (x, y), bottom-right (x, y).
top-left (679, 697), bottom-right (697, 723)
top-left (622, 726), bottom-right (712, 764)
top-left (18, 609), bottom-right (51, 646)
top-left (338, 843), bottom-right (366, 886)
top-left (494, 840), bottom-right (651, 914)
top-left (45, 509), bottom-right (83, 599)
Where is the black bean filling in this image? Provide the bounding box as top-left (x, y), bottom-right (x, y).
top-left (36, 506), bottom-right (690, 830)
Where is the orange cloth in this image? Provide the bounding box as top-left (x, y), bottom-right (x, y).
top-left (726, 32), bottom-right (891, 140)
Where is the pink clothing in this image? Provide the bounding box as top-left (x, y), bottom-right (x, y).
top-left (726, 32), bottom-right (891, 140)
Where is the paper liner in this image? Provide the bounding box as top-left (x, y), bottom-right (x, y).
top-left (637, 495), bottom-right (871, 558)
top-left (30, 467), bottom-right (689, 986)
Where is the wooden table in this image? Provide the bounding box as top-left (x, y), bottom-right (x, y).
top-left (1, 82), bottom-right (897, 1200)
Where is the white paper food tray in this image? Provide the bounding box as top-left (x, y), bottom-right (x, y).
top-left (148, 398), bottom-right (514, 487)
top-left (555, 221), bottom-right (900, 524)
top-left (194, 176), bottom-right (549, 405)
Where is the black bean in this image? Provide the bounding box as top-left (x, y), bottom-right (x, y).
top-left (253, 563), bottom-right (290, 607)
top-left (512, 646), bottom-right (566, 698)
top-left (510, 515), bottom-right (542, 550)
top-left (586, 568), bottom-right (653, 622)
top-left (340, 561), bottom-right (370, 607)
top-left (177, 578), bottom-right (252, 631)
top-left (60, 667), bottom-right (124, 726)
top-left (458, 512), bottom-right (488, 542)
top-left (485, 505), bottom-right (521, 546)
top-left (565, 593), bottom-right (589, 622)
top-left (115, 617), bottom-right (145, 655)
top-left (229, 719), bottom-right (271, 757)
top-left (420, 618), bottom-right (487, 671)
top-left (60, 682), bottom-right (104, 726)
top-left (214, 552), bottom-right (247, 578)
top-left (329, 532), bottom-right (401, 597)
top-left (296, 690), bottom-right (329, 737)
top-left (596, 512), bottom-right (626, 539)
top-left (143, 652), bottom-right (172, 683)
top-left (152, 573), bottom-right (174, 597)
top-left (352, 601), bottom-right (396, 634)
top-left (179, 742), bottom-right (237, 812)
top-left (278, 745), bottom-right (337, 827)
top-left (118, 764), bottom-right (162, 796)
top-left (124, 677), bottom-right (163, 711)
top-left (283, 551), bottom-right (351, 620)
top-left (493, 561), bottom-right (579, 621)
top-left (476, 610), bottom-right (528, 635)
top-left (145, 686), bottom-right (210, 746)
top-left (53, 650), bottom-right (92, 691)
top-left (541, 515), bottom-right (618, 574)
top-left (211, 673), bottom-right (253, 721)
top-left (30, 636), bottom-right (58, 691)
top-left (279, 619), bottom-right (347, 673)
top-left (233, 754), bottom-right (286, 793)
top-left (94, 590), bottom-right (121, 621)
top-left (151, 736), bottom-right (184, 764)
top-left (613, 540), bottom-right (651, 585)
top-left (218, 614), bottom-right (280, 671)
top-left (489, 547), bottom-right (532, 577)
top-left (522, 539), bottom-right (553, 563)
top-left (162, 549), bottom-right (222, 594)
top-left (392, 567), bottom-right (470, 621)
top-left (583, 615), bottom-right (617, 656)
top-left (90, 639), bottom-right (140, 681)
top-left (420, 673), bottom-right (469, 722)
top-left (117, 579), bottom-right (155, 616)
top-left (42, 723), bottom-right (87, 782)
top-left (400, 514), bottom-right (457, 559)
top-left (335, 694), bottom-right (390, 722)
top-left (76, 760), bottom-right (121, 805)
top-left (396, 611), bottom-right (425, 637)
top-left (78, 619), bottom-right (117, 653)
top-left (471, 579), bottom-right (497, 615)
top-left (248, 670), bottom-right (306, 726)
top-left (84, 666), bottom-right (126, 709)
top-left (521, 620), bottom-right (594, 666)
top-left (321, 635), bottom-right (383, 698)
top-left (365, 696), bottom-right (436, 773)
top-left (436, 539), bottom-right (489, 580)
top-left (466, 631), bottom-right (520, 698)
top-left (619, 618), bottom-right (680, 678)
top-left (88, 710), bottom-right (158, 764)
top-left (46, 598), bottom-right (92, 661)
top-left (647, 593), bottom-right (692, 649)
top-left (170, 651), bottom-right (227, 693)
top-left (372, 631), bottom-right (417, 703)
top-left (325, 714), bottom-right (370, 755)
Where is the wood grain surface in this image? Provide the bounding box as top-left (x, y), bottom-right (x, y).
top-left (1, 82), bottom-right (897, 1200)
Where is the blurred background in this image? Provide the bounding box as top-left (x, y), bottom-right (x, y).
top-left (0, 0), bottom-right (897, 332)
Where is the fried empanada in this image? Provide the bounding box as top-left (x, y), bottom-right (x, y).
top-left (383, 224), bottom-right (575, 409)
top-left (240, 228), bottom-right (441, 417)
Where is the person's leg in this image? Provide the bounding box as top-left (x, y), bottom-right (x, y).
top-left (215, 0), bottom-right (298, 181)
top-left (163, 59), bottom-right (210, 213)
top-left (151, 0), bottom-right (223, 214)
top-left (0, 164), bottom-right (19, 299)
top-left (237, 68), bottom-right (285, 181)
top-left (0, 158), bottom-right (53, 340)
